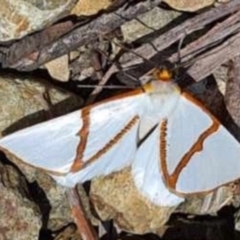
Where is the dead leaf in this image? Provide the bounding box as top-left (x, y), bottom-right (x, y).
top-left (45, 55), bottom-right (70, 82)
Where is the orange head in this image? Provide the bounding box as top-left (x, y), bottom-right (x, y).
top-left (153, 67), bottom-right (173, 82)
top-left (143, 67), bottom-right (176, 93)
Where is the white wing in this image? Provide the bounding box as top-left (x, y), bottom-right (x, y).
top-left (132, 91), bottom-right (240, 205)
top-left (132, 123), bottom-right (184, 207)
top-left (161, 92), bottom-right (240, 195)
top-left (0, 90), bottom-right (148, 187)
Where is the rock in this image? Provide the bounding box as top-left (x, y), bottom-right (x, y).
top-left (90, 168), bottom-right (237, 236)
top-left (121, 7), bottom-right (180, 43)
top-left (53, 224), bottom-right (80, 240)
top-left (0, 72), bottom-right (82, 137)
top-left (0, 72), bottom-right (83, 238)
top-left (0, 157), bottom-right (41, 240)
top-left (45, 55), bottom-right (70, 82)
top-left (33, 172), bottom-right (73, 232)
top-left (90, 168), bottom-right (176, 235)
top-left (163, 0), bottom-right (215, 12)
top-left (71, 0), bottom-right (112, 16)
top-left (0, 0), bottom-right (76, 42)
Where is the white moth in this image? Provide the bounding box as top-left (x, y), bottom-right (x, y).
top-left (0, 68), bottom-right (240, 207)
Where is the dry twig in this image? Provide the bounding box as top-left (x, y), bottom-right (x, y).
top-left (0, 0), bottom-right (162, 70)
top-left (67, 187), bottom-right (97, 240)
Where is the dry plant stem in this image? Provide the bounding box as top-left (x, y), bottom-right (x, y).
top-left (67, 187), bottom-right (98, 240)
top-left (80, 2), bottom-right (240, 87)
top-left (1, 1), bottom-right (240, 87)
top-left (0, 21), bottom-right (75, 67)
top-left (85, 64), bottom-right (118, 104)
top-left (119, 0), bottom-right (240, 68)
top-left (91, 50), bottom-right (104, 80)
top-left (187, 31), bottom-right (240, 81)
top-left (2, 0), bottom-right (162, 70)
top-left (85, 9), bottom-right (240, 101)
top-left (225, 57), bottom-right (240, 134)
top-left (169, 10), bottom-right (240, 64)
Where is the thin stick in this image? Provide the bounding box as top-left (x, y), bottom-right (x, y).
top-left (85, 64), bottom-right (118, 105)
top-left (77, 84), bottom-right (135, 89)
top-left (67, 187), bottom-right (98, 240)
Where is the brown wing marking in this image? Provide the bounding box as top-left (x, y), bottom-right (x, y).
top-left (70, 115), bottom-right (139, 173)
top-left (69, 88), bottom-right (144, 173)
top-left (160, 93), bottom-right (220, 190)
top-left (70, 107), bottom-right (91, 172)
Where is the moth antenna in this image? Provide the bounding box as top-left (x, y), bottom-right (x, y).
top-left (110, 38), bottom-right (156, 68)
top-left (169, 33), bottom-right (187, 83)
top-left (77, 84), bottom-right (136, 89)
top-left (122, 71), bottom-right (146, 92)
top-left (106, 37), bottom-right (157, 92)
top-left (177, 34), bottom-right (186, 66)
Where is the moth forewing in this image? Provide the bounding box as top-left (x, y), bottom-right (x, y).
top-left (0, 110), bottom-right (82, 174)
top-left (54, 115), bottom-right (140, 187)
top-left (0, 90), bottom-right (147, 186)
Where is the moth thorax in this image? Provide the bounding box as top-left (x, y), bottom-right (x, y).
top-left (148, 67), bottom-right (179, 94)
top-left (151, 79), bottom-right (179, 94)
